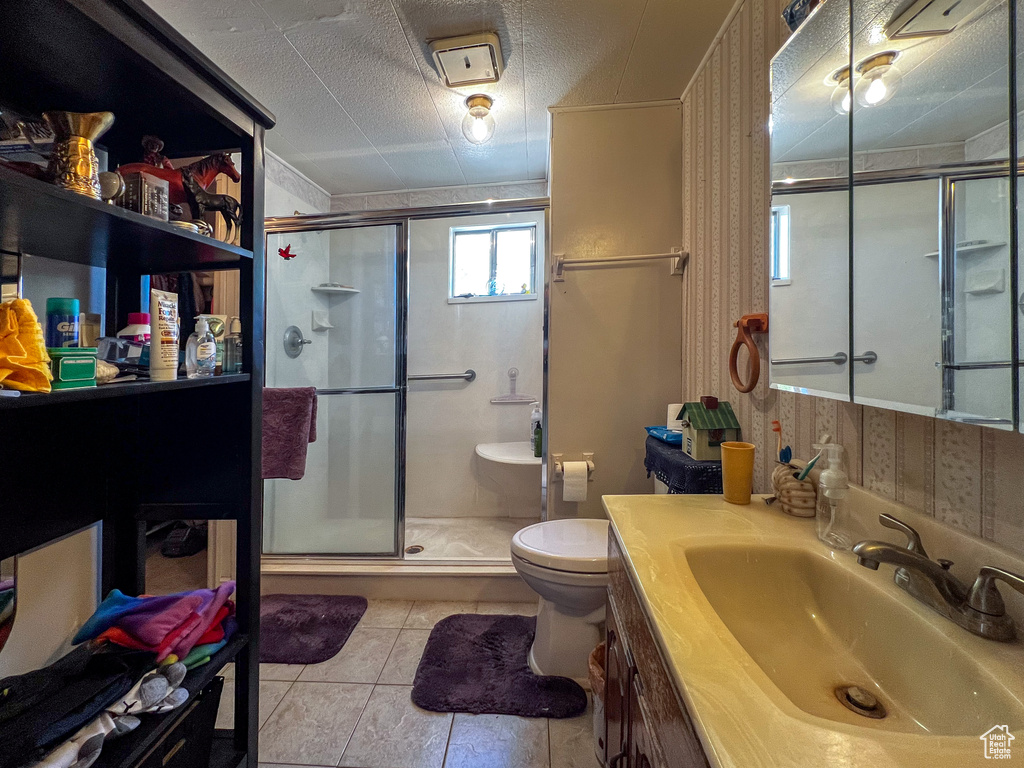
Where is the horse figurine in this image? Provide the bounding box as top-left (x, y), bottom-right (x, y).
top-left (117, 152), bottom-right (240, 209)
top-left (181, 168), bottom-right (242, 242)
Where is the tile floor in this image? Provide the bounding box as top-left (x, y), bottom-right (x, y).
top-left (404, 518), bottom-right (540, 561)
top-left (218, 600), bottom-right (601, 768)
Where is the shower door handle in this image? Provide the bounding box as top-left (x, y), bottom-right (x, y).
top-left (408, 369), bottom-right (476, 382)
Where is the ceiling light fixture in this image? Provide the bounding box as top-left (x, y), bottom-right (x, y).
top-left (854, 51), bottom-right (902, 108)
top-left (828, 65), bottom-right (853, 115)
top-left (462, 94), bottom-right (495, 145)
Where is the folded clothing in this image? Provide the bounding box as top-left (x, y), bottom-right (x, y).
top-left (0, 298), bottom-right (52, 393)
top-left (73, 590), bottom-right (202, 646)
top-left (0, 645), bottom-right (153, 768)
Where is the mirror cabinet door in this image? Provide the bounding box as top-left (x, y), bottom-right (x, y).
top-left (769, 0), bottom-right (852, 402)
top-left (849, 0), bottom-right (1014, 426)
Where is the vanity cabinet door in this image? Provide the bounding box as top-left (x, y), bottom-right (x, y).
top-left (605, 603), bottom-right (632, 767)
top-left (629, 673), bottom-right (658, 768)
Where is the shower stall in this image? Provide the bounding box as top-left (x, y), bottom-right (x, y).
top-left (262, 199), bottom-right (548, 563)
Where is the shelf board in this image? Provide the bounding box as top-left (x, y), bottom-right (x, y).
top-left (311, 285), bottom-right (360, 294)
top-left (94, 634), bottom-right (249, 768)
top-left (0, 165), bottom-right (252, 273)
top-left (0, 373), bottom-right (250, 409)
top-left (924, 241), bottom-right (1006, 258)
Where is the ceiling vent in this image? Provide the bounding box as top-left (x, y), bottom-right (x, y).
top-left (885, 0), bottom-right (993, 38)
top-left (429, 33), bottom-right (503, 88)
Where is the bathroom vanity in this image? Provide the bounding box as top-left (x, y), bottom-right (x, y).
top-left (602, 493), bottom-right (1024, 767)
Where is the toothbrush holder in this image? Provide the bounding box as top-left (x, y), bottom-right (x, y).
top-left (771, 463), bottom-right (817, 517)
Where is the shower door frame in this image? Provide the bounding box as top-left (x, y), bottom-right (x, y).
top-left (264, 197), bottom-right (551, 561)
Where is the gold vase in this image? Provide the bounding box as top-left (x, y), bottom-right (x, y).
top-left (42, 111), bottom-right (115, 199)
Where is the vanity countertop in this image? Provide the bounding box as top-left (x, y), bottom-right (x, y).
top-left (603, 492), bottom-right (1024, 768)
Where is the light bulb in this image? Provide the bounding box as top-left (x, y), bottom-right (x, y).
top-left (830, 78), bottom-right (852, 115)
top-left (462, 94), bottom-right (495, 145)
top-left (853, 52), bottom-right (902, 108)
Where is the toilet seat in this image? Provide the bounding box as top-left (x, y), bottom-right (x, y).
top-left (511, 519), bottom-right (609, 574)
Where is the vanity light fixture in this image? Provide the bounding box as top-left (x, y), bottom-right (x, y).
top-left (462, 94), bottom-right (496, 145)
top-left (827, 65), bottom-right (853, 115)
top-left (854, 51), bottom-right (902, 108)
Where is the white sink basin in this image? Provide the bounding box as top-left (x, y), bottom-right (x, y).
top-left (602, 492), bottom-right (1024, 767)
top-left (685, 543), bottom-right (1024, 735)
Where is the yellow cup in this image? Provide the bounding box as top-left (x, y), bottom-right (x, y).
top-left (721, 441), bottom-right (755, 504)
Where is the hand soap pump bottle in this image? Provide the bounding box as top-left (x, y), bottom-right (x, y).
top-left (530, 402), bottom-right (542, 458)
top-left (185, 316), bottom-right (217, 379)
top-left (815, 444), bottom-right (852, 550)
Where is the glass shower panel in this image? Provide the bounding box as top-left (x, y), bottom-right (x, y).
top-left (263, 223), bottom-right (404, 556)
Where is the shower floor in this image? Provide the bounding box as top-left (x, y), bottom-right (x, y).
top-left (404, 516), bottom-right (539, 562)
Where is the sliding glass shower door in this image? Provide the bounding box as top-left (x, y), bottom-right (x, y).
top-left (263, 223), bottom-right (406, 556)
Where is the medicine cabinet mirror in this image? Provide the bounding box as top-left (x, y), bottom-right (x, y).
top-left (769, 0), bottom-right (1021, 430)
top-left (0, 557), bottom-right (14, 655)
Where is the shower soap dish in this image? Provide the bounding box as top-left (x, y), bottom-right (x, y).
top-left (491, 367), bottom-right (536, 404)
top-left (768, 463), bottom-right (816, 517)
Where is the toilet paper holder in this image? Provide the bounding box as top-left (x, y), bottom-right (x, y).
top-left (552, 453), bottom-right (595, 481)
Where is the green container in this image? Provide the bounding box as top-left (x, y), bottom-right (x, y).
top-left (48, 347), bottom-right (97, 390)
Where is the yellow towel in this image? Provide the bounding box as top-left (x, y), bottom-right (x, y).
top-left (0, 299), bottom-right (53, 393)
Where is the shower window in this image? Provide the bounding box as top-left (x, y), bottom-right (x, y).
top-left (449, 224), bottom-right (537, 303)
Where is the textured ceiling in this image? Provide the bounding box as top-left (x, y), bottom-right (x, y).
top-left (772, 0), bottom-right (1014, 163)
top-left (145, 0), bottom-right (732, 194)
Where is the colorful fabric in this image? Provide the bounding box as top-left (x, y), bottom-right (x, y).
top-left (0, 298), bottom-right (52, 393)
top-left (193, 604), bottom-right (230, 646)
top-left (180, 640), bottom-right (226, 670)
top-left (110, 595), bottom-right (202, 647)
top-left (171, 582), bottom-right (234, 659)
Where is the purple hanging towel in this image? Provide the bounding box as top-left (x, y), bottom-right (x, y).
top-left (262, 387), bottom-right (318, 480)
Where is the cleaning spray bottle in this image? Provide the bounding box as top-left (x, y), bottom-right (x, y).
top-left (815, 443), bottom-right (851, 550)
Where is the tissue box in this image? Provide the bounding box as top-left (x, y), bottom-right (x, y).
top-left (48, 347), bottom-right (97, 390)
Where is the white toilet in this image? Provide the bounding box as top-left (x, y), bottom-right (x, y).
top-left (511, 518), bottom-right (610, 682)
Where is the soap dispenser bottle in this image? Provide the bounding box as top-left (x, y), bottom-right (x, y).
top-left (530, 402), bottom-right (542, 458)
top-left (815, 444), bottom-right (851, 550)
top-left (185, 316), bottom-right (217, 379)
top-left (223, 316), bottom-right (243, 374)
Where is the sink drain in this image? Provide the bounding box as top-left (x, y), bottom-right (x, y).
top-left (405, 544), bottom-right (424, 555)
top-left (835, 685), bottom-right (887, 719)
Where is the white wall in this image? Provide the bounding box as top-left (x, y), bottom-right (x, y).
top-left (769, 189), bottom-right (850, 400)
top-left (852, 180), bottom-right (942, 414)
top-left (0, 528), bottom-right (100, 677)
top-left (406, 212), bottom-right (545, 519)
top-left (547, 102), bottom-right (682, 519)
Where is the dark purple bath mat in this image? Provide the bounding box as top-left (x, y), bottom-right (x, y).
top-left (259, 594), bottom-right (367, 664)
top-left (412, 614), bottom-right (587, 718)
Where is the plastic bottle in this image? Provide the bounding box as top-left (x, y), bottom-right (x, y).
top-left (116, 312), bottom-right (151, 343)
top-left (815, 444), bottom-right (852, 550)
top-left (185, 316), bottom-right (217, 379)
top-left (45, 297), bottom-right (80, 348)
top-left (530, 402), bottom-right (543, 458)
top-left (223, 316), bottom-right (243, 374)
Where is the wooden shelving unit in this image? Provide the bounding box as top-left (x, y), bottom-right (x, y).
top-left (0, 1), bottom-right (274, 766)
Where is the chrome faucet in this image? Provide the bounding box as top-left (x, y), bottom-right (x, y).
top-left (853, 514), bottom-right (1024, 642)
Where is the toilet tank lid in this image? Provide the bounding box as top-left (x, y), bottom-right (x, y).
top-left (512, 519), bottom-right (609, 573)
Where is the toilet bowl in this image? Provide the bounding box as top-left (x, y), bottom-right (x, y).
top-left (511, 518), bottom-right (609, 682)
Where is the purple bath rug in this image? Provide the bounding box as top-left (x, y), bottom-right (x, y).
top-left (411, 614), bottom-right (587, 718)
top-left (259, 594), bottom-right (367, 664)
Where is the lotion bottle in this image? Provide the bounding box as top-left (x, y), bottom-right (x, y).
top-left (530, 402), bottom-right (542, 458)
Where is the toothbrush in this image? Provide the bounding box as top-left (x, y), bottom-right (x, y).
top-left (797, 449), bottom-right (822, 481)
top-left (771, 420), bottom-right (792, 464)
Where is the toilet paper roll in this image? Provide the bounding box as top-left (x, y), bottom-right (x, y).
top-left (667, 403), bottom-right (685, 430)
top-left (562, 461), bottom-right (589, 502)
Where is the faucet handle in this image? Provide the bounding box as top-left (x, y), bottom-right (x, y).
top-left (878, 514), bottom-right (928, 557)
top-left (968, 566), bottom-right (1024, 617)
